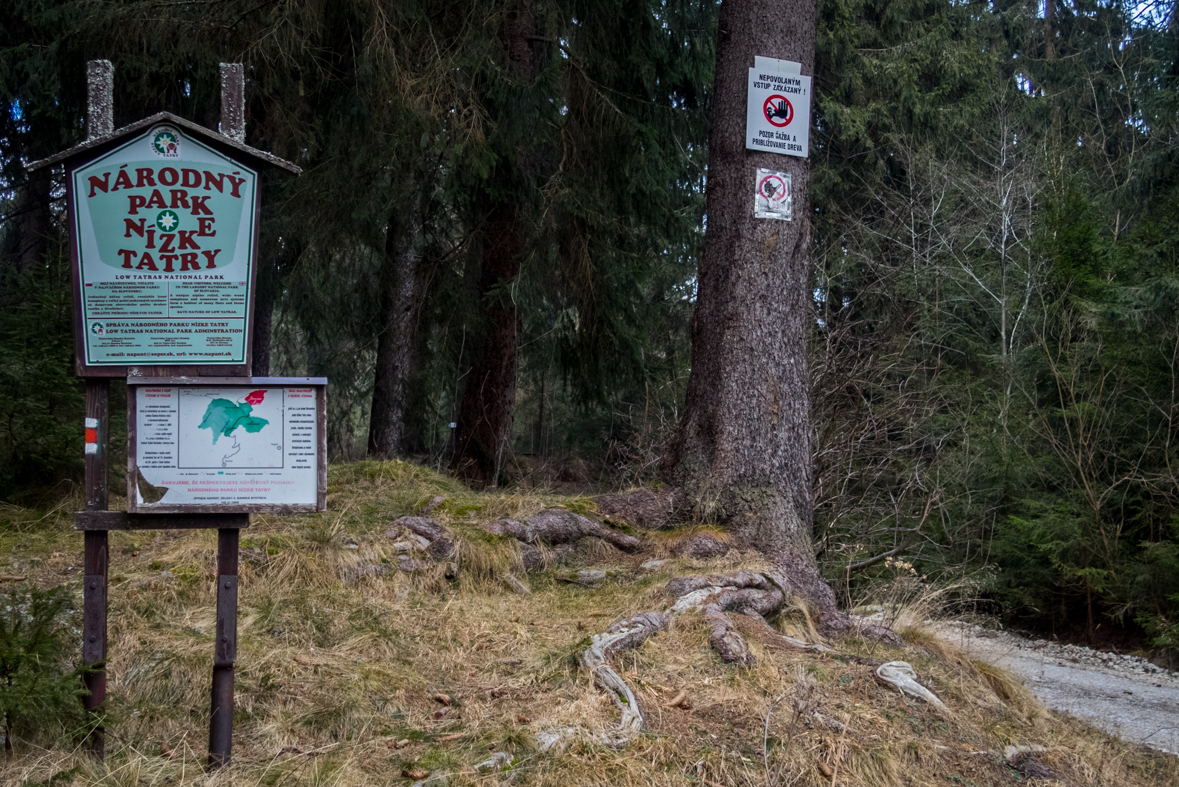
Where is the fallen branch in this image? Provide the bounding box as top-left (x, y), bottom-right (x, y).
top-left (842, 541), bottom-right (914, 575)
top-left (842, 495), bottom-right (933, 576)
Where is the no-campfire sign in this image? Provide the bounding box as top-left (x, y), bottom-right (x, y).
top-left (754, 168), bottom-right (792, 221)
top-left (746, 56), bottom-right (811, 157)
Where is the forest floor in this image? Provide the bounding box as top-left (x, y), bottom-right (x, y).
top-left (1, 459), bottom-right (1178, 786)
top-left (937, 623), bottom-right (1179, 755)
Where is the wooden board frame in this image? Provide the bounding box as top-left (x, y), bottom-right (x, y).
top-left (34, 110), bottom-right (299, 380)
top-left (64, 149), bottom-right (261, 378)
top-left (127, 376), bottom-right (327, 514)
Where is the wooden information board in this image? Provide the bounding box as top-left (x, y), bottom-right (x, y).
top-left (29, 61), bottom-right (306, 769)
top-left (128, 377), bottom-right (327, 513)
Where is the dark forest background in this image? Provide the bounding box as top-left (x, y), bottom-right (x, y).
top-left (3, 0), bottom-right (1179, 657)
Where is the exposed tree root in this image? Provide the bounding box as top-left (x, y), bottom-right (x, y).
top-left (592, 488), bottom-right (681, 530)
top-left (702, 604), bottom-right (755, 666)
top-left (518, 542), bottom-right (575, 570)
top-left (483, 508), bottom-right (641, 553)
top-left (393, 516), bottom-right (455, 558)
top-left (387, 512), bottom-right (903, 754)
top-left (582, 612), bottom-right (670, 745)
top-left (541, 570), bottom-right (851, 750)
top-left (662, 572), bottom-right (788, 667)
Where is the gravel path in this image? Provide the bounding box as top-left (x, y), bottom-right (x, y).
top-left (937, 623), bottom-right (1179, 755)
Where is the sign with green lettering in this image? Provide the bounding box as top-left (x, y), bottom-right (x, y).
top-left (72, 124), bottom-right (257, 366)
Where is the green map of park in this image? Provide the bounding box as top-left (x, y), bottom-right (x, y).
top-left (197, 391), bottom-right (270, 445)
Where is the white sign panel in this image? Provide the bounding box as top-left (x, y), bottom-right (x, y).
top-left (754, 169), bottom-right (792, 220)
top-left (746, 57), bottom-right (811, 157)
top-left (129, 380), bottom-right (325, 512)
top-left (72, 125), bottom-right (258, 367)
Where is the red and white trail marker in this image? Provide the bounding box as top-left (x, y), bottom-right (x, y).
top-left (85, 417), bottom-right (99, 455)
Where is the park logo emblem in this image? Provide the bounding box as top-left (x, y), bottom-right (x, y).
top-left (90, 322), bottom-right (106, 337)
top-left (150, 126), bottom-right (180, 157)
top-left (156, 209), bottom-right (180, 232)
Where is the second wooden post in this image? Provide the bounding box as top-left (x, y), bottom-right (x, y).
top-left (208, 527), bottom-right (240, 768)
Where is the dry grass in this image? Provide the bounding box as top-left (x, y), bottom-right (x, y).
top-left (0, 460), bottom-right (1176, 786)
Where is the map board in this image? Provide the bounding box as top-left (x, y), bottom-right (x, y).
top-left (746, 56), bottom-right (811, 157)
top-left (128, 377), bottom-right (326, 513)
top-left (70, 123), bottom-right (258, 372)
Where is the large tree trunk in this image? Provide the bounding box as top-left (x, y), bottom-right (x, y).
top-left (368, 199), bottom-right (423, 459)
top-left (14, 171), bottom-right (52, 274)
top-left (1044, 0), bottom-right (1056, 61)
top-left (449, 201), bottom-right (524, 483)
top-left (449, 1), bottom-right (535, 485)
top-left (661, 0), bottom-right (838, 618)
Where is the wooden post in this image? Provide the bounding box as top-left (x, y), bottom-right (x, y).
top-left (86, 60), bottom-right (114, 140)
top-left (209, 67), bottom-right (245, 770)
top-left (80, 59), bottom-right (115, 759)
top-left (220, 63), bottom-right (245, 143)
top-left (81, 379), bottom-right (109, 757)
top-left (208, 528), bottom-right (240, 769)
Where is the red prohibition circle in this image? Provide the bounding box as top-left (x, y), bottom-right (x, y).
top-left (763, 94), bottom-right (794, 127)
top-left (758, 174), bottom-right (787, 201)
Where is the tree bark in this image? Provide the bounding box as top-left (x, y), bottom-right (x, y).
top-left (14, 171), bottom-right (52, 274)
top-left (449, 201), bottom-right (524, 483)
top-left (1044, 0), bottom-right (1056, 61)
top-left (663, 0), bottom-right (816, 549)
top-left (659, 0), bottom-right (842, 621)
top-left (449, 0), bottom-right (535, 485)
top-left (368, 198), bottom-right (423, 459)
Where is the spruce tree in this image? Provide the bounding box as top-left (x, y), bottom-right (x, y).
top-left (659, 0), bottom-right (848, 620)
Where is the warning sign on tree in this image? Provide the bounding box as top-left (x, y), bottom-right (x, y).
top-left (746, 57), bottom-right (811, 157)
top-left (754, 168), bottom-right (792, 221)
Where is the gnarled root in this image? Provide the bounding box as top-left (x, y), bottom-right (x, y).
top-left (702, 603), bottom-right (755, 666)
top-left (484, 509), bottom-right (641, 560)
top-left (665, 571), bottom-right (789, 667)
top-left (582, 612), bottom-right (670, 746)
top-left (545, 570), bottom-right (893, 751)
top-left (592, 488), bottom-right (682, 530)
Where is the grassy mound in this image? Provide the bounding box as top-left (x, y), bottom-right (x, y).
top-left (1, 460), bottom-right (1176, 786)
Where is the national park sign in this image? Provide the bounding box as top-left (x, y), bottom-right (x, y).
top-left (75, 123), bottom-right (256, 368)
top-left (35, 111), bottom-right (301, 377)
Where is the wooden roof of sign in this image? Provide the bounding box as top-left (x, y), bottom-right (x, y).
top-left (28, 111), bottom-right (301, 175)
top-left (48, 103), bottom-right (298, 378)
